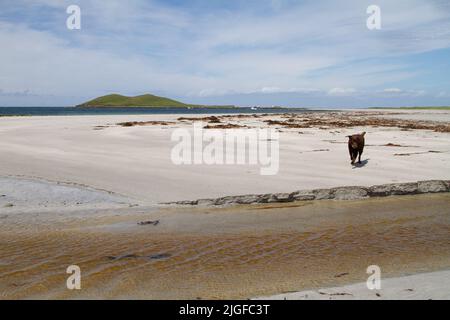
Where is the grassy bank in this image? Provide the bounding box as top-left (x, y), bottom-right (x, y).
top-left (370, 106), bottom-right (450, 110)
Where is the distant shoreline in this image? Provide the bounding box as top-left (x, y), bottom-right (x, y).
top-left (369, 106), bottom-right (450, 110)
top-left (76, 105), bottom-right (238, 109)
top-left (0, 106), bottom-right (311, 117)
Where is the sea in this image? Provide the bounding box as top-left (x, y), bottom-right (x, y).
top-left (0, 106), bottom-right (320, 117)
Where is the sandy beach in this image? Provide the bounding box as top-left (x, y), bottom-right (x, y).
top-left (1, 109), bottom-right (449, 299)
top-left (254, 270), bottom-right (450, 300)
top-left (2, 0), bottom-right (450, 305)
top-left (0, 109), bottom-right (449, 205)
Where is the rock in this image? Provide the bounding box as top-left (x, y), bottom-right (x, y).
top-left (267, 194), bottom-right (278, 203)
top-left (137, 220), bottom-right (159, 226)
top-left (313, 188), bottom-right (335, 200)
top-left (196, 199), bottom-right (215, 206)
top-left (164, 180), bottom-right (449, 207)
top-left (148, 253), bottom-right (171, 260)
top-left (291, 190), bottom-right (316, 201)
top-left (268, 193), bottom-right (293, 203)
top-left (334, 272), bottom-right (349, 278)
top-left (173, 200), bottom-right (197, 205)
top-left (212, 196), bottom-right (235, 206)
top-left (256, 194), bottom-right (271, 203)
top-left (368, 182), bottom-right (418, 197)
top-left (418, 180), bottom-right (448, 193)
top-left (332, 187), bottom-right (368, 200)
top-left (391, 182), bottom-right (418, 195)
top-left (277, 193), bottom-right (293, 202)
top-left (445, 180), bottom-right (450, 191)
top-left (367, 184), bottom-right (391, 197)
top-left (234, 195), bottom-right (261, 205)
top-left (107, 254), bottom-right (139, 261)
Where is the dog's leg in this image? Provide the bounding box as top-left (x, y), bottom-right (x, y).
top-left (351, 150), bottom-right (357, 165)
top-left (349, 145), bottom-right (354, 164)
top-left (358, 146), bottom-right (364, 164)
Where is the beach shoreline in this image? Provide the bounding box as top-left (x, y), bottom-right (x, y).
top-left (254, 270), bottom-right (450, 300)
top-left (0, 109), bottom-right (449, 204)
top-left (1, 191), bottom-right (450, 299)
top-left (1, 108), bottom-right (450, 299)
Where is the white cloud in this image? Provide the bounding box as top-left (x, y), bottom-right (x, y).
top-left (328, 88), bottom-right (357, 96)
top-left (194, 86), bottom-right (320, 97)
top-left (381, 88), bottom-right (426, 96)
top-left (383, 88), bottom-right (403, 93)
top-left (256, 87), bottom-right (319, 94)
top-left (0, 0), bottom-right (449, 105)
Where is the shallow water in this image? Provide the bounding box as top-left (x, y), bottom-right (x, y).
top-left (1, 194), bottom-right (449, 299)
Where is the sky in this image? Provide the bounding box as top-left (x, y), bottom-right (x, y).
top-left (0, 0), bottom-right (449, 107)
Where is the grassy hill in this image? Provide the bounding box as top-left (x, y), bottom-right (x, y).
top-left (77, 94), bottom-right (190, 107)
top-left (76, 93), bottom-right (234, 108)
top-left (370, 106), bottom-right (450, 110)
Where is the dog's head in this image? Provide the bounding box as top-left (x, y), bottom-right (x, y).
top-left (347, 132), bottom-right (366, 149)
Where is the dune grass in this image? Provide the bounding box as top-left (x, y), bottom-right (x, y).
top-left (370, 106), bottom-right (450, 110)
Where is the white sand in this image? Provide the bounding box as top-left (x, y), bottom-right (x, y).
top-left (0, 176), bottom-right (131, 213)
top-left (254, 270), bottom-right (450, 300)
top-left (357, 108), bottom-right (450, 122)
top-left (0, 110), bottom-right (449, 204)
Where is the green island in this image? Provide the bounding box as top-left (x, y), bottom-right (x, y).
top-left (370, 106), bottom-right (450, 110)
top-left (76, 93), bottom-right (235, 108)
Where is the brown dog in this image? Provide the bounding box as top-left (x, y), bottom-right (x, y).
top-left (347, 132), bottom-right (366, 165)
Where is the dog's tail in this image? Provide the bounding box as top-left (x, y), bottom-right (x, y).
top-left (361, 131), bottom-right (366, 136)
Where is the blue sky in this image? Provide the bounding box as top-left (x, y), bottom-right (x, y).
top-left (0, 0), bottom-right (449, 107)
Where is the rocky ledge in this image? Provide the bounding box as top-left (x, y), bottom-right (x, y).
top-left (163, 180), bottom-right (450, 207)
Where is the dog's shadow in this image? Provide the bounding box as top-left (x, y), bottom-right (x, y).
top-left (352, 159), bottom-right (369, 169)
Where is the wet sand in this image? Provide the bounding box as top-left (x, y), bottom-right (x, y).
top-left (1, 193), bottom-right (449, 299)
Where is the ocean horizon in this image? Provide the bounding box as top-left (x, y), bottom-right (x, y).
top-left (0, 106), bottom-right (323, 116)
